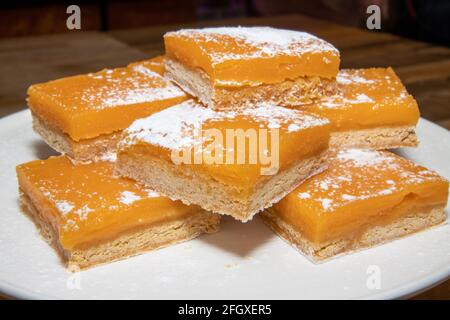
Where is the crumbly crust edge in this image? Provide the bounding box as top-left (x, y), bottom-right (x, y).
top-left (31, 112), bottom-right (121, 163)
top-left (261, 206), bottom-right (446, 263)
top-left (165, 57), bottom-right (337, 110)
top-left (19, 190), bottom-right (220, 270)
top-left (115, 150), bottom-right (328, 222)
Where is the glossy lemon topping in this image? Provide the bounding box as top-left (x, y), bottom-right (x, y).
top-left (17, 156), bottom-right (198, 250)
top-left (273, 149), bottom-right (448, 243)
top-left (27, 64), bottom-right (187, 141)
top-left (119, 100), bottom-right (330, 197)
top-left (299, 68), bottom-right (420, 131)
top-left (164, 27), bottom-right (340, 87)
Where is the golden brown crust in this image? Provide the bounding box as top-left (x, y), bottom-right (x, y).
top-left (31, 112), bottom-right (122, 163)
top-left (261, 206), bottom-right (447, 263)
top-left (20, 190), bottom-right (220, 270)
top-left (165, 58), bottom-right (337, 110)
top-left (115, 150), bottom-right (328, 222)
top-left (330, 126), bottom-right (419, 150)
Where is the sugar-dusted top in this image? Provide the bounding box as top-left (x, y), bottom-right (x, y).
top-left (30, 66), bottom-right (184, 112)
top-left (167, 27), bottom-right (338, 61)
top-left (16, 156), bottom-right (197, 249)
top-left (164, 26), bottom-right (340, 85)
top-left (27, 65), bottom-right (187, 140)
top-left (287, 149), bottom-right (448, 213)
top-left (119, 99), bottom-right (330, 186)
top-left (334, 68), bottom-right (414, 108)
top-left (128, 55), bottom-right (166, 76)
top-left (121, 99), bottom-right (329, 152)
top-left (272, 149), bottom-right (448, 243)
top-left (300, 67), bottom-right (420, 130)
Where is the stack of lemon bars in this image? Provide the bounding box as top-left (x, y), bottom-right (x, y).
top-left (17, 27), bottom-right (448, 270)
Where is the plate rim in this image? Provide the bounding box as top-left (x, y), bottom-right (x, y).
top-left (0, 110), bottom-right (449, 300)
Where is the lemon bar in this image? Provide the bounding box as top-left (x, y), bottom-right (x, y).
top-left (262, 149), bottom-right (448, 262)
top-left (28, 62), bottom-right (188, 162)
top-left (164, 27), bottom-right (339, 110)
top-left (116, 100), bottom-right (331, 222)
top-left (298, 68), bottom-right (420, 149)
top-left (17, 156), bottom-right (219, 270)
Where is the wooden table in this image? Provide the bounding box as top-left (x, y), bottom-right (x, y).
top-left (109, 14), bottom-right (450, 130)
top-left (0, 14), bottom-right (448, 299)
top-left (0, 32), bottom-right (148, 117)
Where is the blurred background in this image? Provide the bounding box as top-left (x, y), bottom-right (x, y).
top-left (1, 0), bottom-right (449, 45)
top-left (1, 0), bottom-right (450, 128)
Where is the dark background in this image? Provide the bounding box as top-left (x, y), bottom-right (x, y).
top-left (0, 0), bottom-right (449, 300)
top-left (1, 0), bottom-right (449, 46)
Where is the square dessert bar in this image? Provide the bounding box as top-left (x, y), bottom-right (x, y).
top-left (164, 27), bottom-right (340, 110)
top-left (28, 62), bottom-right (188, 162)
top-left (17, 156), bottom-right (219, 270)
top-left (116, 100), bottom-right (331, 222)
top-left (298, 67), bottom-right (420, 149)
top-left (261, 149), bottom-right (448, 262)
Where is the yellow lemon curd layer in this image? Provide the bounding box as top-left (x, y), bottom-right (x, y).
top-left (272, 149), bottom-right (448, 244)
top-left (17, 156), bottom-right (199, 250)
top-left (164, 27), bottom-right (340, 87)
top-left (28, 64), bottom-right (187, 141)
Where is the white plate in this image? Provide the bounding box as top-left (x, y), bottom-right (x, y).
top-left (0, 110), bottom-right (449, 300)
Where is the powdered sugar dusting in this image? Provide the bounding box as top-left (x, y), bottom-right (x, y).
top-left (103, 87), bottom-right (183, 107)
top-left (298, 192), bottom-right (311, 199)
top-left (131, 64), bottom-right (162, 78)
top-left (291, 149), bottom-right (447, 213)
top-left (319, 198), bottom-right (332, 210)
top-left (315, 68), bottom-right (417, 120)
top-left (23, 158), bottom-right (178, 236)
top-left (123, 100), bottom-right (218, 151)
top-left (98, 152), bottom-right (117, 162)
top-left (341, 194), bottom-right (357, 201)
top-left (337, 149), bottom-right (391, 167)
top-left (201, 27), bottom-right (321, 48)
top-left (84, 69), bottom-right (186, 109)
top-left (119, 191), bottom-right (142, 205)
top-left (336, 72), bottom-right (375, 85)
top-left (33, 67), bottom-right (186, 114)
top-left (146, 190), bottom-right (161, 198)
top-left (355, 93), bottom-right (373, 103)
top-left (73, 205), bottom-right (94, 221)
top-left (62, 219), bottom-right (78, 232)
top-left (55, 200), bottom-right (74, 215)
top-left (121, 100), bottom-right (329, 151)
top-left (241, 103), bottom-right (328, 131)
top-left (288, 123), bottom-right (301, 132)
top-left (166, 26), bottom-right (339, 63)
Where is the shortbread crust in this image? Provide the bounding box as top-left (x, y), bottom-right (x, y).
top-left (116, 100), bottom-right (331, 221)
top-left (28, 63), bottom-right (187, 162)
top-left (17, 157), bottom-right (219, 270)
top-left (261, 149), bottom-right (448, 262)
top-left (297, 68), bottom-right (420, 149)
top-left (164, 27), bottom-right (340, 109)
